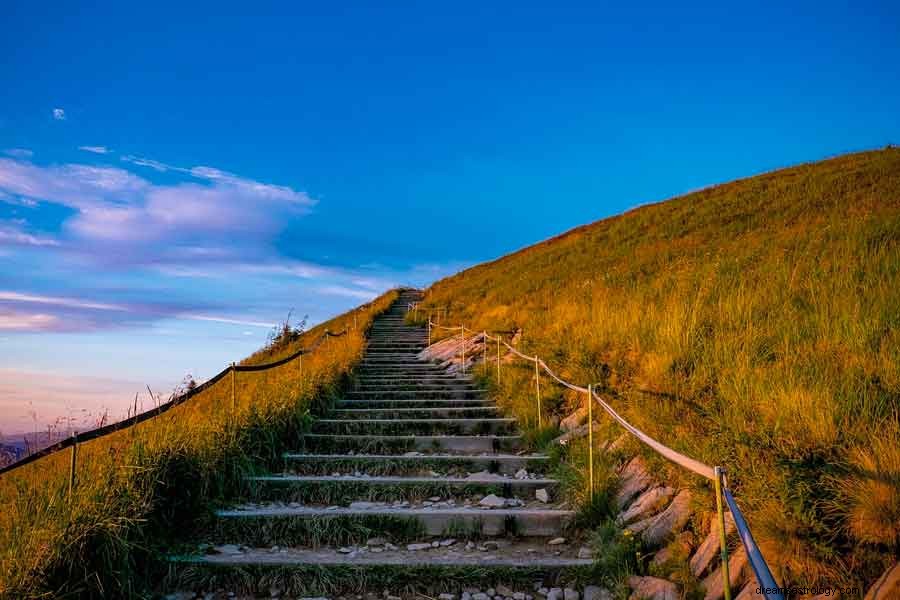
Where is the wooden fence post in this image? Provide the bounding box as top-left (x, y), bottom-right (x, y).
top-left (68, 432), bottom-right (78, 499)
top-left (534, 357), bottom-right (542, 428)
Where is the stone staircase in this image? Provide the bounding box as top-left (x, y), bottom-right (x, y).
top-left (167, 291), bottom-right (589, 599)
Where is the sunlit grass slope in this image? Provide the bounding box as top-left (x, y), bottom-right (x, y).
top-left (0, 290), bottom-right (398, 599)
top-left (416, 148), bottom-right (900, 588)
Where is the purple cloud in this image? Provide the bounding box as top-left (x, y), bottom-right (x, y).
top-left (0, 155), bottom-right (315, 266)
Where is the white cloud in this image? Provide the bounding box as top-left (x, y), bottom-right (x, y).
top-left (316, 284), bottom-right (378, 300)
top-left (52, 108), bottom-right (66, 120)
top-left (120, 155), bottom-right (172, 172)
top-left (3, 149), bottom-right (33, 159)
top-left (0, 222), bottom-right (60, 247)
top-left (0, 291), bottom-right (127, 311)
top-left (78, 146), bottom-right (110, 154)
top-left (177, 313), bottom-right (274, 328)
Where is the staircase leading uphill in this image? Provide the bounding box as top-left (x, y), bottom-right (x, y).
top-left (167, 291), bottom-right (589, 599)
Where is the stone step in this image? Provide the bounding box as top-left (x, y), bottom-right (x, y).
top-left (300, 434), bottom-right (522, 454)
top-left (214, 504), bottom-right (575, 538)
top-left (354, 375), bottom-right (473, 382)
top-left (352, 383), bottom-right (479, 390)
top-left (282, 452), bottom-right (550, 476)
top-left (166, 542), bottom-right (591, 597)
top-left (336, 399), bottom-right (494, 409)
top-left (328, 407), bottom-right (499, 420)
top-left (175, 544), bottom-right (589, 568)
top-left (345, 390), bottom-right (485, 399)
top-left (245, 475), bottom-right (560, 504)
top-left (311, 418), bottom-right (517, 436)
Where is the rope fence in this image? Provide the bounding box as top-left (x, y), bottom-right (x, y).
top-left (0, 328), bottom-right (351, 477)
top-left (427, 318), bottom-right (782, 600)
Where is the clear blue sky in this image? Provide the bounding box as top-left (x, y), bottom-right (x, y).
top-left (1, 2), bottom-right (898, 434)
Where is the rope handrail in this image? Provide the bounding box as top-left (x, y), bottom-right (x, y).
top-left (428, 317), bottom-right (781, 600)
top-left (0, 327), bottom-right (350, 477)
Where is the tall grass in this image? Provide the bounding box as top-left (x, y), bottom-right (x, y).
top-left (0, 290), bottom-right (398, 599)
top-left (416, 148), bottom-right (900, 590)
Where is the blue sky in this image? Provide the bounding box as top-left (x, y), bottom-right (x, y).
top-left (1, 2), bottom-right (899, 435)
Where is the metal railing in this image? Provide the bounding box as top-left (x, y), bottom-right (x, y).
top-left (427, 319), bottom-right (782, 600)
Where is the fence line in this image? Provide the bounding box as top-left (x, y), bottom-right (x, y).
top-left (0, 328), bottom-right (350, 477)
top-left (428, 320), bottom-right (782, 600)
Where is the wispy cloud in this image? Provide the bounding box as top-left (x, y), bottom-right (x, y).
top-left (0, 291), bottom-right (127, 311)
top-left (3, 149), bottom-right (33, 159)
top-left (0, 221), bottom-right (59, 247)
top-left (178, 313), bottom-right (274, 328)
top-left (0, 310), bottom-right (59, 331)
top-left (316, 284), bottom-right (379, 300)
top-left (78, 146), bottom-right (110, 154)
top-left (52, 108), bottom-right (66, 120)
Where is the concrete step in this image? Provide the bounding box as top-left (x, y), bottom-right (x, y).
top-left (336, 399), bottom-right (494, 409)
top-left (311, 418), bottom-right (516, 436)
top-left (245, 474), bottom-right (560, 504)
top-left (345, 389), bottom-right (485, 399)
top-left (175, 543), bottom-right (590, 568)
top-left (328, 407), bottom-right (499, 420)
top-left (300, 434), bottom-right (522, 454)
top-left (214, 504), bottom-right (575, 538)
top-left (166, 542), bottom-right (591, 597)
top-left (282, 452), bottom-right (550, 476)
top-left (352, 383), bottom-right (479, 390)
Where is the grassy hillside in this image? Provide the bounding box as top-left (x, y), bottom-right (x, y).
top-left (416, 148), bottom-right (900, 589)
top-left (0, 290), bottom-right (398, 599)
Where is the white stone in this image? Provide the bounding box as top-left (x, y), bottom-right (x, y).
top-left (548, 537), bottom-right (566, 546)
top-left (406, 543), bottom-right (432, 551)
top-left (535, 488), bottom-right (550, 503)
top-left (577, 547), bottom-right (593, 559)
top-left (582, 586), bottom-right (611, 600)
top-left (479, 494), bottom-right (507, 508)
top-left (546, 588), bottom-right (563, 600)
top-left (515, 468), bottom-right (528, 479)
top-left (563, 589), bottom-right (579, 600)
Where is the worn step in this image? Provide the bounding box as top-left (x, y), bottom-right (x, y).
top-left (352, 382), bottom-right (479, 390)
top-left (214, 504), bottom-right (575, 540)
top-left (345, 390), bottom-right (485, 400)
top-left (300, 434), bottom-right (522, 454)
top-left (282, 452), bottom-right (550, 476)
top-left (336, 399), bottom-right (494, 409)
top-left (166, 542), bottom-right (591, 598)
top-left (328, 407), bottom-right (499, 420)
top-left (311, 418), bottom-right (516, 436)
top-left (246, 474), bottom-right (559, 504)
top-left (354, 376), bottom-right (473, 382)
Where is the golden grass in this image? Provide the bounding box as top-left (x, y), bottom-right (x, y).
top-left (417, 148), bottom-right (900, 589)
top-left (0, 290), bottom-right (398, 599)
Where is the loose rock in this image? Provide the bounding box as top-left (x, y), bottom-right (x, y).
top-left (583, 586), bottom-right (612, 600)
top-left (548, 537), bottom-right (566, 546)
top-left (627, 576), bottom-right (678, 600)
top-left (479, 494), bottom-right (507, 508)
